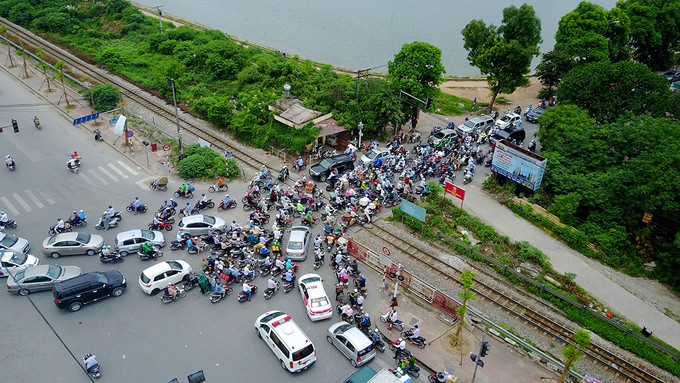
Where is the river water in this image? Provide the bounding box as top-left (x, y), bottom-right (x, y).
top-left (134, 0), bottom-right (616, 75)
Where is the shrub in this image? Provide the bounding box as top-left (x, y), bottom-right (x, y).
top-left (89, 84), bottom-right (120, 112)
top-left (177, 144), bottom-right (239, 179)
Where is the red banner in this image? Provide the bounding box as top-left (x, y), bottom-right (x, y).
top-left (445, 181), bottom-right (466, 200)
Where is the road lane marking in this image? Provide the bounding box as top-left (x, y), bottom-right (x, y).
top-left (12, 193), bottom-right (31, 212)
top-left (0, 197), bottom-right (20, 216)
top-left (81, 173), bottom-right (96, 186)
top-left (89, 169), bottom-right (109, 185)
top-left (24, 190), bottom-right (44, 208)
top-left (117, 160), bottom-right (138, 175)
top-left (98, 166), bottom-right (118, 182)
top-left (39, 191), bottom-right (56, 205)
top-left (108, 163), bottom-right (128, 179)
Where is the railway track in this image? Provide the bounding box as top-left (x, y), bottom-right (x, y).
top-left (362, 221), bottom-right (666, 383)
top-left (0, 18), bottom-right (266, 174)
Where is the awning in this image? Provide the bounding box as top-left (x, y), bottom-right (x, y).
top-left (316, 118), bottom-right (346, 137)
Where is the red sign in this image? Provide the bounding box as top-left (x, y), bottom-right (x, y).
top-left (445, 181), bottom-right (466, 200)
top-left (642, 212), bottom-right (652, 223)
top-left (163, 144), bottom-right (171, 151)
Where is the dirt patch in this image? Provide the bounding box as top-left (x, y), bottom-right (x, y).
top-left (439, 77), bottom-right (543, 113)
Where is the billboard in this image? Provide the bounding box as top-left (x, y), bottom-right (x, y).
top-left (400, 199), bottom-right (426, 222)
top-left (491, 140), bottom-right (547, 190)
top-left (444, 181), bottom-right (465, 200)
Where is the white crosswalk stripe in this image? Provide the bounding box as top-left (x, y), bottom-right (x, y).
top-left (98, 166), bottom-right (119, 182)
top-left (88, 169), bottom-right (109, 186)
top-left (108, 163), bottom-right (128, 179)
top-left (39, 191), bottom-right (56, 205)
top-left (0, 196), bottom-right (20, 216)
top-left (12, 193), bottom-right (32, 213)
top-left (24, 190), bottom-right (44, 208)
top-left (117, 160), bottom-right (138, 175)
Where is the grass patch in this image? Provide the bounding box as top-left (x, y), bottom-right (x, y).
top-left (432, 92), bottom-right (473, 115)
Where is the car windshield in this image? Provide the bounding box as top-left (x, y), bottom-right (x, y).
top-left (14, 269), bottom-right (25, 281)
top-left (302, 276), bottom-right (321, 284)
top-left (140, 230), bottom-right (155, 239)
top-left (8, 252), bottom-right (27, 265)
top-left (463, 121), bottom-right (475, 129)
top-left (310, 296), bottom-right (329, 308)
top-left (365, 151), bottom-right (378, 159)
top-left (167, 260), bottom-right (182, 270)
top-left (500, 115), bottom-right (512, 122)
top-left (47, 264), bottom-right (62, 279)
top-left (532, 109), bottom-right (545, 116)
top-left (292, 344), bottom-right (315, 361)
top-left (203, 216), bottom-right (216, 225)
top-left (432, 131), bottom-right (446, 139)
top-left (0, 234), bottom-right (18, 248)
top-left (319, 159), bottom-right (331, 168)
top-left (76, 233), bottom-right (91, 244)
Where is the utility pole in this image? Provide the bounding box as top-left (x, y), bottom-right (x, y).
top-left (154, 5), bottom-right (164, 33)
top-left (356, 68), bottom-right (371, 103)
top-left (169, 79), bottom-right (183, 157)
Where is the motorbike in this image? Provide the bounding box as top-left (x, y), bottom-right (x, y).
top-left (95, 216), bottom-right (119, 231)
top-left (149, 179), bottom-right (168, 191)
top-left (208, 183), bottom-right (228, 193)
top-left (138, 246), bottom-right (163, 261)
top-left (209, 285), bottom-right (233, 303)
top-left (402, 329), bottom-right (427, 349)
top-left (126, 202), bottom-right (148, 214)
top-left (6, 160), bottom-right (15, 171)
top-left (34, 118), bottom-right (42, 130)
top-left (336, 304), bottom-right (355, 323)
top-left (264, 281), bottom-right (280, 300)
top-left (148, 220), bottom-right (173, 231)
top-left (369, 328), bottom-right (385, 353)
top-left (428, 370), bottom-right (451, 383)
top-left (282, 280), bottom-right (295, 293)
top-left (173, 187), bottom-right (195, 199)
top-left (313, 249), bottom-right (325, 270)
top-left (83, 353), bottom-right (101, 378)
top-left (193, 199), bottom-right (215, 212)
top-left (67, 217), bottom-right (87, 228)
top-left (94, 129), bottom-right (103, 141)
top-left (0, 220), bottom-right (18, 230)
top-left (380, 312), bottom-right (404, 331)
top-left (67, 159), bottom-right (80, 174)
top-left (99, 251), bottom-right (124, 263)
top-left (48, 223), bottom-right (72, 235)
top-left (160, 285), bottom-right (187, 303)
top-left (293, 161), bottom-right (306, 172)
top-left (237, 283), bottom-right (258, 302)
top-left (389, 362), bottom-right (420, 378)
top-left (217, 200), bottom-right (237, 211)
top-left (182, 272), bottom-right (200, 291)
top-left (463, 169), bottom-right (474, 185)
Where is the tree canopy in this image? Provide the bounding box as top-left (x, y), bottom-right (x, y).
top-left (461, 3), bottom-right (542, 111)
top-left (556, 60), bottom-right (672, 122)
top-left (387, 41), bottom-right (445, 105)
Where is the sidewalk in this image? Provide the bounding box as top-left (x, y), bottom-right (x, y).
top-left (359, 264), bottom-right (557, 383)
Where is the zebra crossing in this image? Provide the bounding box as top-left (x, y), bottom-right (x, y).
top-left (0, 161), bottom-right (141, 216)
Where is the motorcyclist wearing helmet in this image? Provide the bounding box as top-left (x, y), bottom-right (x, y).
top-left (141, 241), bottom-right (155, 257)
top-left (165, 283), bottom-right (178, 300)
top-left (132, 197), bottom-right (142, 214)
top-left (223, 194), bottom-right (231, 207)
top-left (4, 155), bottom-right (15, 168)
top-left (267, 276), bottom-right (278, 291)
top-left (0, 211), bottom-right (9, 226)
top-left (56, 218), bottom-right (66, 233)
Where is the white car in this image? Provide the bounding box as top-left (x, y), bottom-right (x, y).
top-left (360, 147), bottom-right (390, 166)
top-left (177, 215), bottom-right (226, 237)
top-left (0, 232), bottom-right (30, 254)
top-left (138, 260), bottom-right (192, 294)
top-left (298, 273), bottom-right (333, 321)
top-left (494, 112), bottom-right (522, 130)
top-left (0, 250), bottom-right (40, 278)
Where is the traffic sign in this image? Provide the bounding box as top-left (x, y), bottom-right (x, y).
top-left (163, 144), bottom-right (170, 151)
top-left (72, 112), bottom-right (99, 125)
top-left (381, 246), bottom-right (391, 256)
top-left (126, 130), bottom-right (134, 138)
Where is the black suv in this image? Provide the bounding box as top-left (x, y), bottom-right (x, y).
top-left (309, 154), bottom-right (354, 182)
top-left (490, 126), bottom-right (526, 147)
top-left (53, 271), bottom-right (126, 312)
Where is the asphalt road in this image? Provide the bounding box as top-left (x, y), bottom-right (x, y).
top-left (0, 68), bottom-right (416, 382)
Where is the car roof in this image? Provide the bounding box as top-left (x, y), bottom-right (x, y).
top-left (300, 274), bottom-right (326, 296)
top-left (469, 115), bottom-right (493, 123)
top-left (181, 215), bottom-right (208, 224)
top-left (116, 229), bottom-right (143, 240)
top-left (502, 113), bottom-right (521, 119)
top-left (51, 232), bottom-right (79, 241)
top-left (142, 260), bottom-right (187, 275)
top-left (343, 326), bottom-right (372, 348)
top-left (19, 264), bottom-right (52, 277)
top-left (0, 250), bottom-right (19, 261)
top-left (289, 226), bottom-right (309, 238)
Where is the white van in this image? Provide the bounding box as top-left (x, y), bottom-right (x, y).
top-left (255, 310), bottom-right (317, 372)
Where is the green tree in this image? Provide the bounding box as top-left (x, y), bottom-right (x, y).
top-left (454, 269), bottom-right (476, 341)
top-left (387, 41), bottom-right (445, 106)
top-left (554, 2), bottom-right (631, 64)
top-left (461, 4), bottom-right (542, 112)
top-left (560, 328), bottom-right (591, 383)
top-left (535, 50), bottom-right (574, 97)
top-left (366, 88), bottom-right (405, 132)
top-left (617, 0), bottom-right (680, 70)
top-left (90, 84), bottom-right (120, 112)
top-left (557, 60), bottom-right (672, 122)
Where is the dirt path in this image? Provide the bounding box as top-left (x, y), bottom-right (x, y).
top-left (439, 76), bottom-right (544, 112)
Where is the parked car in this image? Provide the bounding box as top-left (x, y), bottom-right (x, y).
top-left (494, 112), bottom-right (522, 130)
top-left (7, 264), bottom-right (81, 295)
top-left (53, 270), bottom-right (126, 312)
top-left (663, 68), bottom-right (680, 82)
top-left (115, 229), bottom-right (165, 256)
top-left (254, 310), bottom-right (317, 373)
top-left (0, 250), bottom-right (40, 278)
top-left (285, 226), bottom-right (311, 261)
top-left (0, 232), bottom-right (30, 254)
top-left (298, 273), bottom-right (333, 321)
top-left (490, 125), bottom-right (527, 147)
top-left (525, 107), bottom-right (546, 123)
top-left (360, 147), bottom-right (390, 166)
top-left (42, 232), bottom-right (104, 259)
top-left (139, 260), bottom-right (192, 294)
top-left (177, 215), bottom-right (226, 237)
top-left (427, 128), bottom-right (457, 146)
top-left (309, 154), bottom-right (354, 182)
top-left (327, 321), bottom-right (377, 367)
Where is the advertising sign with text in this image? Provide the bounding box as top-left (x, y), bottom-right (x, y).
top-left (444, 181), bottom-right (466, 200)
top-left (491, 140), bottom-right (547, 191)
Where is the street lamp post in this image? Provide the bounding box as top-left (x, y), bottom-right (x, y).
top-left (357, 121), bottom-right (363, 149)
top-left (169, 80), bottom-right (183, 157)
top-left (154, 5), bottom-right (164, 33)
